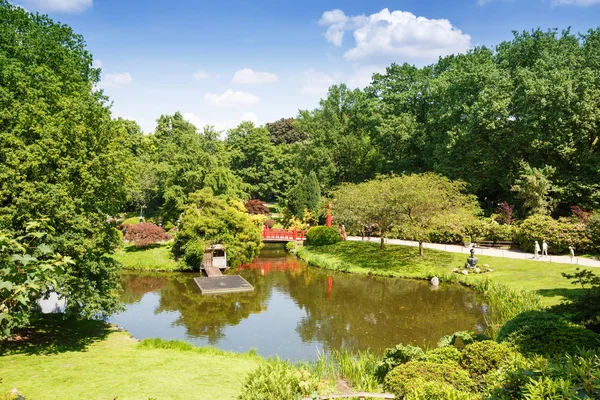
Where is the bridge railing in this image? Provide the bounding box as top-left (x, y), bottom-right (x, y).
top-left (262, 226), bottom-right (306, 241)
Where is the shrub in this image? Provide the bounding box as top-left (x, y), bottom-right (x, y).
top-left (375, 344), bottom-right (425, 381)
top-left (239, 360), bottom-right (321, 400)
top-left (264, 219), bottom-right (276, 228)
top-left (497, 311), bottom-right (600, 358)
top-left (123, 222), bottom-right (171, 247)
top-left (460, 341), bottom-right (513, 377)
top-left (245, 199), bottom-right (270, 215)
top-left (383, 361), bottom-right (475, 398)
top-left (305, 226), bottom-right (341, 246)
top-left (587, 212), bottom-right (600, 254)
top-left (422, 346), bottom-right (462, 365)
top-left (285, 241), bottom-right (303, 254)
top-left (437, 331), bottom-right (489, 349)
top-left (515, 214), bottom-right (591, 254)
top-left (404, 381), bottom-right (477, 400)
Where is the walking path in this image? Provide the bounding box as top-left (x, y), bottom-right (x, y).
top-left (346, 236), bottom-right (600, 268)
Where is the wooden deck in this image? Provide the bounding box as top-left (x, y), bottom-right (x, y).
top-left (193, 275), bottom-right (254, 295)
top-left (204, 266), bottom-right (223, 277)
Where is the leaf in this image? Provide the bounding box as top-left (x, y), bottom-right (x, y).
top-left (0, 281), bottom-right (14, 291)
top-left (10, 254), bottom-right (37, 266)
top-left (36, 243), bottom-right (54, 255)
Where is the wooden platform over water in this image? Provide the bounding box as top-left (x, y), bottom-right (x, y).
top-left (193, 275), bottom-right (254, 295)
top-left (204, 266), bottom-right (223, 277)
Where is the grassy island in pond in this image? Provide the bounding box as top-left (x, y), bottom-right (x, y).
top-left (0, 316), bottom-right (262, 399)
top-left (297, 241), bottom-right (584, 306)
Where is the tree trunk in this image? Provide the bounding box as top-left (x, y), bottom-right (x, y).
top-left (380, 236), bottom-right (385, 249)
top-left (419, 241), bottom-right (424, 257)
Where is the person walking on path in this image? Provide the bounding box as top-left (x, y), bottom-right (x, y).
top-left (534, 241), bottom-right (541, 259)
top-left (569, 245), bottom-right (575, 263)
top-left (542, 240), bottom-right (549, 257)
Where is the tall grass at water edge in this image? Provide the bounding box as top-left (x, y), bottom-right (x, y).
top-left (300, 349), bottom-right (380, 392)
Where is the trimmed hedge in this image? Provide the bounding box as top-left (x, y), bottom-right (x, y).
top-left (383, 361), bottom-right (475, 398)
top-left (305, 226), bottom-right (341, 246)
top-left (422, 346), bottom-right (462, 365)
top-left (497, 311), bottom-right (600, 358)
top-left (375, 344), bottom-right (425, 381)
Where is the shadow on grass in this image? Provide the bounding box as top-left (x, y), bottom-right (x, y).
top-left (0, 313), bottom-right (113, 356)
top-left (123, 243), bottom-right (165, 252)
top-left (536, 287), bottom-right (587, 301)
top-left (307, 241), bottom-right (456, 273)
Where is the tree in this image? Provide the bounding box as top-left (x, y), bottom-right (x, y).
top-left (511, 162), bottom-right (556, 216)
top-left (0, 2), bottom-right (134, 332)
top-left (265, 117), bottom-right (307, 145)
top-left (173, 188), bottom-right (262, 268)
top-left (333, 174), bottom-right (479, 253)
top-left (286, 171), bottom-right (321, 219)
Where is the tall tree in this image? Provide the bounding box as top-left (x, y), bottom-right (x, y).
top-left (265, 117), bottom-right (307, 145)
top-left (0, 2), bottom-right (134, 331)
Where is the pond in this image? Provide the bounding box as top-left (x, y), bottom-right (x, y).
top-left (110, 244), bottom-right (488, 360)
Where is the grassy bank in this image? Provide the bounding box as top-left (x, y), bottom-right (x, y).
top-left (296, 241), bottom-right (583, 307)
top-left (112, 242), bottom-right (187, 271)
top-left (0, 315), bottom-right (262, 399)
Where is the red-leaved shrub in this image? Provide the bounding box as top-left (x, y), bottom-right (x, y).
top-left (245, 200), bottom-right (270, 215)
top-left (124, 223), bottom-right (172, 247)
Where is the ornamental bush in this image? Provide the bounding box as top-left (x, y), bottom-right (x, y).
top-left (123, 223), bottom-right (171, 247)
top-left (245, 199), bottom-right (270, 215)
top-left (305, 226), bottom-right (341, 246)
top-left (497, 311), bottom-right (600, 358)
top-left (404, 380), bottom-right (478, 400)
top-left (383, 361), bottom-right (475, 398)
top-left (375, 344), bottom-right (425, 381)
top-left (460, 341), bottom-right (513, 377)
top-left (437, 331), bottom-right (489, 349)
top-left (514, 215), bottom-right (591, 254)
top-left (422, 346), bottom-right (462, 365)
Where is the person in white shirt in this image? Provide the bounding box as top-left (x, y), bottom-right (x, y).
top-left (534, 241), bottom-right (540, 259)
top-left (542, 240), bottom-right (548, 257)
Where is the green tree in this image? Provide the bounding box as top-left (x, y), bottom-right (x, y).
top-left (0, 2), bottom-right (133, 330)
top-left (333, 175), bottom-right (479, 253)
top-left (286, 171), bottom-right (321, 219)
top-left (173, 188), bottom-right (262, 268)
top-left (511, 162), bottom-right (556, 216)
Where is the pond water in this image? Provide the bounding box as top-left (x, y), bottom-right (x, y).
top-left (110, 244), bottom-right (488, 360)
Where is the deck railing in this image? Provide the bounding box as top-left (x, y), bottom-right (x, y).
top-left (262, 226), bottom-right (306, 241)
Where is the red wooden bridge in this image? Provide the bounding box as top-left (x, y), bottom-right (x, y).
top-left (262, 226), bottom-right (306, 242)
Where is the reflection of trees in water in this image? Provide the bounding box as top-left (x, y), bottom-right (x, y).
top-left (151, 272), bottom-right (270, 344)
top-left (281, 268), bottom-right (487, 354)
top-left (120, 272), bottom-right (169, 304)
top-left (119, 253), bottom-right (487, 353)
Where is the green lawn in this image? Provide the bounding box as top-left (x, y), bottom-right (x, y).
top-left (0, 316), bottom-right (261, 400)
top-left (297, 241), bottom-right (585, 306)
top-left (112, 242), bottom-right (186, 271)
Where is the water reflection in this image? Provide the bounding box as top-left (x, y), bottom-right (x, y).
top-left (112, 245), bottom-right (487, 360)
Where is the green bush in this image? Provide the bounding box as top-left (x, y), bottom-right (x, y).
top-left (305, 226), bottom-right (341, 246)
top-left (437, 331), bottom-right (489, 349)
top-left (460, 341), bottom-right (513, 377)
top-left (404, 380), bottom-right (478, 400)
top-left (515, 214), bottom-right (591, 254)
top-left (239, 360), bottom-right (321, 400)
top-left (465, 218), bottom-right (516, 242)
top-left (497, 311), bottom-right (600, 358)
top-left (383, 361), bottom-right (475, 398)
top-left (375, 344), bottom-right (425, 381)
top-left (422, 346), bottom-right (462, 365)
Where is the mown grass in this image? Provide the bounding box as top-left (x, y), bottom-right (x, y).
top-left (112, 242), bottom-right (187, 271)
top-left (296, 241), bottom-right (584, 306)
top-left (0, 315), bottom-right (262, 400)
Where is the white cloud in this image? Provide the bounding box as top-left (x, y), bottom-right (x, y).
top-left (92, 59), bottom-right (102, 69)
top-left (348, 65), bottom-right (386, 89)
top-left (551, 0), bottom-right (600, 5)
top-left (232, 68), bottom-right (278, 84)
top-left (102, 72), bottom-right (132, 88)
top-left (192, 70), bottom-right (210, 80)
top-left (319, 8), bottom-right (471, 64)
top-left (18, 0), bottom-right (92, 13)
top-left (241, 112), bottom-right (258, 124)
top-left (204, 89), bottom-right (260, 107)
top-left (301, 69), bottom-right (338, 96)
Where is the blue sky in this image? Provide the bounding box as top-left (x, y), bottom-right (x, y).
top-left (13, 0), bottom-right (600, 133)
